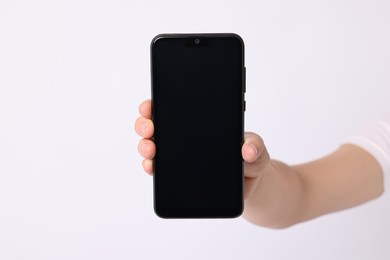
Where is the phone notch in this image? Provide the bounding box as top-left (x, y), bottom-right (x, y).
top-left (185, 37), bottom-right (209, 47)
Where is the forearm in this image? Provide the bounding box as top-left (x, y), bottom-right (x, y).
top-left (242, 144), bottom-right (384, 229)
top-left (292, 144), bottom-right (384, 220)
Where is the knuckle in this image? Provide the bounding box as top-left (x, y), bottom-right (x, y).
top-left (244, 132), bottom-right (263, 143)
top-left (252, 133), bottom-right (264, 143)
top-left (245, 133), bottom-right (265, 149)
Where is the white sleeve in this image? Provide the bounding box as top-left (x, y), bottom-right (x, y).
top-left (345, 115), bottom-right (390, 191)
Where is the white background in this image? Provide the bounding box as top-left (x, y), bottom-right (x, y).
top-left (0, 0), bottom-right (389, 259)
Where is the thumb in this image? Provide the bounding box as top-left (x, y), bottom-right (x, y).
top-left (242, 132), bottom-right (270, 178)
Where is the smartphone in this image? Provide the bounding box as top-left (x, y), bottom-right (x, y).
top-left (150, 33), bottom-right (245, 218)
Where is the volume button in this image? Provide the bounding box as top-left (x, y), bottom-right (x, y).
top-left (243, 67), bottom-right (246, 93)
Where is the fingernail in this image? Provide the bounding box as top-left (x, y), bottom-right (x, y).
top-left (249, 143), bottom-right (258, 156)
top-left (142, 123), bottom-right (149, 134)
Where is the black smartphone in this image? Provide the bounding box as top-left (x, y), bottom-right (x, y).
top-left (150, 33), bottom-right (245, 218)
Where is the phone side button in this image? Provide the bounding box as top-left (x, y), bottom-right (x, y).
top-left (243, 67), bottom-right (246, 93)
top-left (244, 100), bottom-right (246, 111)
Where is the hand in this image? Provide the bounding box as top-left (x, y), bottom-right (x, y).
top-left (134, 99), bottom-right (271, 200)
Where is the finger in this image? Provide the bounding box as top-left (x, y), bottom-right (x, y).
top-left (134, 116), bottom-right (154, 138)
top-left (242, 132), bottom-right (270, 178)
top-left (139, 99), bottom-right (152, 119)
top-left (142, 159), bottom-right (154, 176)
top-left (138, 138), bottom-right (156, 159)
top-left (242, 132), bottom-right (267, 163)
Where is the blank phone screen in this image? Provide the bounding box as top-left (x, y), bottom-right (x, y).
top-left (151, 34), bottom-right (244, 218)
